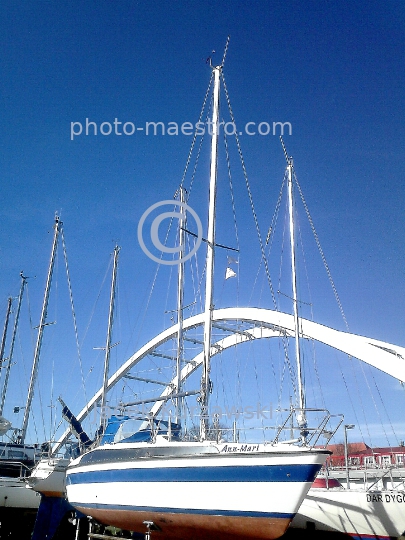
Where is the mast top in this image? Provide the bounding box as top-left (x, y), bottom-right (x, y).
top-left (207, 35), bottom-right (230, 70)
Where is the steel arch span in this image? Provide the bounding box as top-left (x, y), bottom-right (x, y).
top-left (52, 307), bottom-right (405, 453)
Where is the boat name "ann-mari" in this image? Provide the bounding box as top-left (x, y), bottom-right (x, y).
top-left (367, 493), bottom-right (405, 503)
top-left (220, 444), bottom-right (260, 453)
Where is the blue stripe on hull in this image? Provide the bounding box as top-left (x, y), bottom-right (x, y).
top-left (350, 536), bottom-right (397, 540)
top-left (67, 463), bottom-right (319, 484)
top-left (72, 502), bottom-right (295, 519)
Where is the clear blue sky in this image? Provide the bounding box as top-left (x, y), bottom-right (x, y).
top-left (0, 0), bottom-right (404, 447)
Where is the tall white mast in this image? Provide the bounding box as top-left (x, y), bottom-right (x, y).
top-left (100, 245), bottom-right (120, 428)
top-left (200, 65), bottom-right (221, 440)
top-left (175, 187), bottom-right (186, 425)
top-left (283, 140), bottom-right (307, 431)
top-left (20, 216), bottom-right (62, 443)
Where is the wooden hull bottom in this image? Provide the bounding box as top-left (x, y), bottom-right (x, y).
top-left (75, 506), bottom-right (292, 540)
top-left (37, 490), bottom-right (65, 498)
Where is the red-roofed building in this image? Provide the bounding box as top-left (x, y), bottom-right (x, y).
top-left (324, 442), bottom-right (405, 469)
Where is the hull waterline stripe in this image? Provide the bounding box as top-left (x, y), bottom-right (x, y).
top-left (67, 463), bottom-right (319, 484)
top-left (71, 502), bottom-right (295, 519)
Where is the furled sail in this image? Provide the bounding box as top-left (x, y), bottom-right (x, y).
top-left (0, 416), bottom-right (11, 435)
top-left (59, 397), bottom-right (92, 448)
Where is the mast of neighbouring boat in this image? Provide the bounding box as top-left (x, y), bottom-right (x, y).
top-left (0, 297), bottom-right (12, 375)
top-left (99, 245), bottom-right (120, 429)
top-left (200, 64), bottom-right (221, 441)
top-left (0, 273), bottom-right (28, 415)
top-left (281, 138), bottom-right (307, 434)
top-left (175, 187), bottom-right (186, 425)
top-left (20, 216), bottom-right (62, 444)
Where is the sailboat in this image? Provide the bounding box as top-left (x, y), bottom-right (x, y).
top-left (292, 462), bottom-right (405, 538)
top-left (27, 246), bottom-right (120, 540)
top-left (265, 148), bottom-right (405, 539)
top-left (63, 54), bottom-right (331, 540)
top-left (291, 426), bottom-right (405, 537)
top-left (0, 217), bottom-right (64, 527)
top-left (26, 46), bottom-right (405, 540)
top-left (0, 275), bottom-right (41, 516)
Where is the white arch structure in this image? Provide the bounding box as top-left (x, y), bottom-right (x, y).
top-left (52, 307), bottom-right (405, 454)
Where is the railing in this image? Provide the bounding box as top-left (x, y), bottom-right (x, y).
top-left (177, 407), bottom-right (344, 448)
top-left (329, 463), bottom-right (405, 471)
top-left (0, 460), bottom-right (33, 478)
top-left (272, 408), bottom-right (344, 448)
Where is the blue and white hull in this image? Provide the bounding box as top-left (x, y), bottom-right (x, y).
top-left (66, 440), bottom-right (328, 539)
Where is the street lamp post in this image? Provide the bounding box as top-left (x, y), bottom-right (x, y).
top-left (344, 424), bottom-right (355, 489)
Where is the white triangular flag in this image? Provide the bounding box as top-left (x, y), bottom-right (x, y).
top-left (225, 267), bottom-right (237, 279)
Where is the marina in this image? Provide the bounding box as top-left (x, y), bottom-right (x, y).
top-left (2, 51), bottom-right (405, 540)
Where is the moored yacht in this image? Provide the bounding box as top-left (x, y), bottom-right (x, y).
top-left (64, 46), bottom-right (332, 540)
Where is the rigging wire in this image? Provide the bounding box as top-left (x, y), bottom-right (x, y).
top-left (223, 131), bottom-right (240, 248)
top-left (80, 254), bottom-right (112, 350)
top-left (293, 168), bottom-right (376, 445)
top-left (222, 72), bottom-right (300, 408)
top-left (186, 111), bottom-right (210, 200)
top-left (13, 282), bottom-right (40, 443)
top-left (221, 73), bottom-right (277, 308)
top-left (61, 228), bottom-right (89, 411)
top-left (250, 173), bottom-right (286, 308)
top-left (276, 199), bottom-right (298, 405)
top-left (264, 173), bottom-right (298, 405)
top-left (179, 72), bottom-right (213, 193)
top-left (361, 364), bottom-right (392, 447)
top-left (112, 271), bottom-right (121, 376)
top-left (370, 368), bottom-right (400, 445)
top-left (36, 248), bottom-right (60, 445)
top-left (296, 201), bottom-right (327, 411)
top-left (294, 172), bottom-right (348, 330)
top-left (221, 36), bottom-right (231, 67)
top-left (188, 234), bottom-right (204, 316)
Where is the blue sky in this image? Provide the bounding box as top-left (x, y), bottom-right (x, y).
top-left (0, 1), bottom-right (404, 447)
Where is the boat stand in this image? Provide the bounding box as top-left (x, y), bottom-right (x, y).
top-left (79, 517), bottom-right (160, 540)
top-left (143, 520), bottom-right (160, 540)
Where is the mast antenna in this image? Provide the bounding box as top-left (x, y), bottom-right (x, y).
top-left (207, 36), bottom-right (231, 68)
